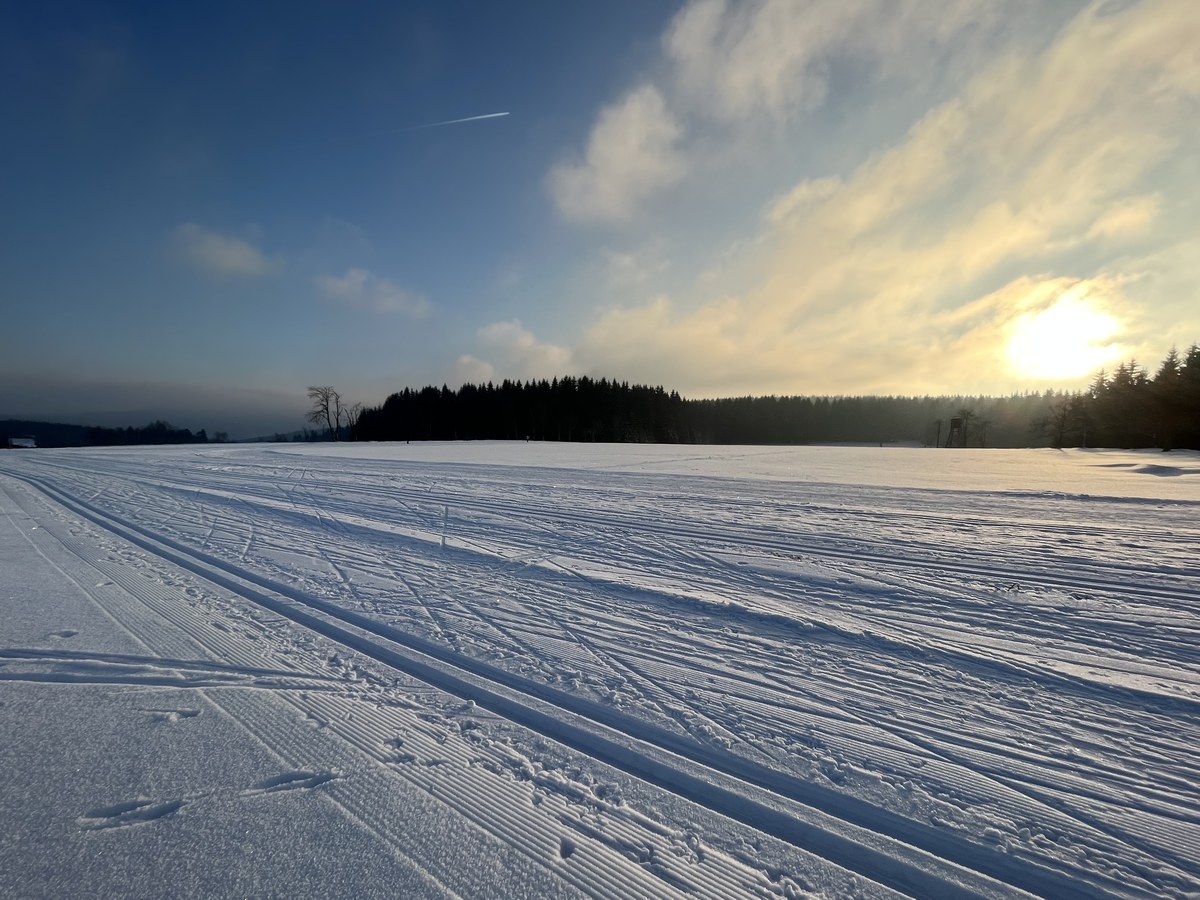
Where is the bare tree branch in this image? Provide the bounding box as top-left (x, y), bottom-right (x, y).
top-left (306, 386), bottom-right (341, 440)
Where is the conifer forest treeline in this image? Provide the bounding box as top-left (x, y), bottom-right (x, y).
top-left (354, 345), bottom-right (1200, 451)
top-left (0, 419), bottom-right (217, 449)
top-left (7, 346), bottom-right (1196, 450)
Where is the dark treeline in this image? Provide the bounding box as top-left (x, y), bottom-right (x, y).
top-left (83, 420), bottom-right (210, 447)
top-left (1, 419), bottom-right (218, 449)
top-left (355, 379), bottom-right (1056, 447)
top-left (356, 345), bottom-right (1200, 450)
top-left (1052, 345), bottom-right (1200, 451)
top-left (357, 379), bottom-right (690, 444)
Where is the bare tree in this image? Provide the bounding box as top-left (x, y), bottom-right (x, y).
top-left (341, 402), bottom-right (364, 440)
top-left (306, 386), bottom-right (344, 441)
top-left (1039, 395), bottom-right (1084, 449)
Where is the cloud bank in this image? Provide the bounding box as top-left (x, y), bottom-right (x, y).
top-left (534, 0), bottom-right (1199, 397)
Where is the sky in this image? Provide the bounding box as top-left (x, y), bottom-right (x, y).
top-left (1, 0), bottom-right (1197, 438)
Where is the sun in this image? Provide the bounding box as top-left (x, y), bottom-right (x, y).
top-left (1005, 293), bottom-right (1121, 380)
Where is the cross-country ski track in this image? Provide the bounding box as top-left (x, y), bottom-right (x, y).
top-left (1, 442), bottom-right (1197, 899)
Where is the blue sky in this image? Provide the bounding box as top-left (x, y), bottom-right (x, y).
top-left (2, 1), bottom-right (1197, 437)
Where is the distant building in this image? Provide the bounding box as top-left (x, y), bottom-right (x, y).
top-left (6, 435), bottom-right (36, 449)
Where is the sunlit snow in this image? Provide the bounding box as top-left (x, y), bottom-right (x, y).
top-left (2, 443), bottom-right (1197, 898)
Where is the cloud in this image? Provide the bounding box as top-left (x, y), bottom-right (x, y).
top-left (1086, 194), bottom-right (1162, 240)
top-left (596, 244), bottom-right (670, 289)
top-left (315, 268), bottom-right (431, 318)
top-left (494, 262), bottom-right (525, 290)
top-left (547, 84), bottom-right (685, 224)
top-left (665, 0), bottom-right (850, 120)
top-left (549, 0), bottom-right (1037, 226)
top-left (453, 355), bottom-right (497, 385)
top-left (173, 223), bottom-right (274, 276)
top-left (576, 295), bottom-right (769, 393)
top-left (454, 320), bottom-right (571, 384)
top-left (764, 176), bottom-right (843, 227)
top-left (567, 0), bottom-right (1200, 395)
top-left (665, 0), bottom-right (1033, 122)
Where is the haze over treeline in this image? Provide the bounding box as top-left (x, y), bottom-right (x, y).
top-left (0, 419), bottom-right (221, 449)
top-left (355, 346), bottom-right (1200, 451)
top-left (6, 345), bottom-right (1197, 451)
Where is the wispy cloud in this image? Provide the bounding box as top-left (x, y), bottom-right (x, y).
top-left (664, 0), bottom-right (1022, 123)
top-left (173, 223), bottom-right (274, 276)
top-left (665, 0), bottom-right (850, 121)
top-left (316, 268), bottom-right (431, 318)
top-left (551, 0), bottom-right (1200, 395)
top-left (548, 0), bottom-right (1032, 226)
top-left (596, 244), bottom-right (670, 289)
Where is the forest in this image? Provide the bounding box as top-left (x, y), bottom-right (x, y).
top-left (0, 419), bottom-right (215, 449)
top-left (354, 345), bottom-right (1200, 450)
top-left (6, 346), bottom-right (1196, 450)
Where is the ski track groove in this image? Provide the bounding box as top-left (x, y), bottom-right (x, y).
top-left (10, 470), bottom-right (1165, 900)
top-left (4, 451), bottom-right (1198, 899)
top-left (23, 460), bottom-right (1195, 883)
top-left (2, 475), bottom-right (984, 897)
top-left (0, 472), bottom-right (869, 900)
top-left (108, 469), bottom-right (1200, 707)
top-left (29, 454), bottom-right (1199, 607)
top-left (2, 478), bottom-right (745, 899)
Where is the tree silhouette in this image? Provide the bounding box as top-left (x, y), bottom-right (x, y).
top-left (306, 386), bottom-right (344, 441)
top-left (348, 344), bottom-right (1200, 451)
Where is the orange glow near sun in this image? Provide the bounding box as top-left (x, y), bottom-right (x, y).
top-left (1006, 292), bottom-right (1121, 380)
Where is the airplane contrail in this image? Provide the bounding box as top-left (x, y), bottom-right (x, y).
top-left (403, 111), bottom-right (510, 131)
top-left (336, 111), bottom-right (510, 143)
top-left (250, 112), bottom-right (511, 159)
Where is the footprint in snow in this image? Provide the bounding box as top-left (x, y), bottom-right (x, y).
top-left (241, 771), bottom-right (338, 796)
top-left (559, 837), bottom-right (577, 860)
top-left (78, 798), bottom-right (184, 830)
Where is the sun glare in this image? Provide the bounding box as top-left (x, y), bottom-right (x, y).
top-left (1006, 294), bottom-right (1120, 380)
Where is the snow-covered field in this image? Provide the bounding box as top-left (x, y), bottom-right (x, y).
top-left (1, 442), bottom-right (1197, 899)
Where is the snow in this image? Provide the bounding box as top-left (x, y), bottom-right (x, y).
top-left (1, 442), bottom-right (1197, 899)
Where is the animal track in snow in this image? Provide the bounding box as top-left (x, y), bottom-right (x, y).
top-left (240, 770), bottom-right (338, 796)
top-left (78, 798), bottom-right (184, 830)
